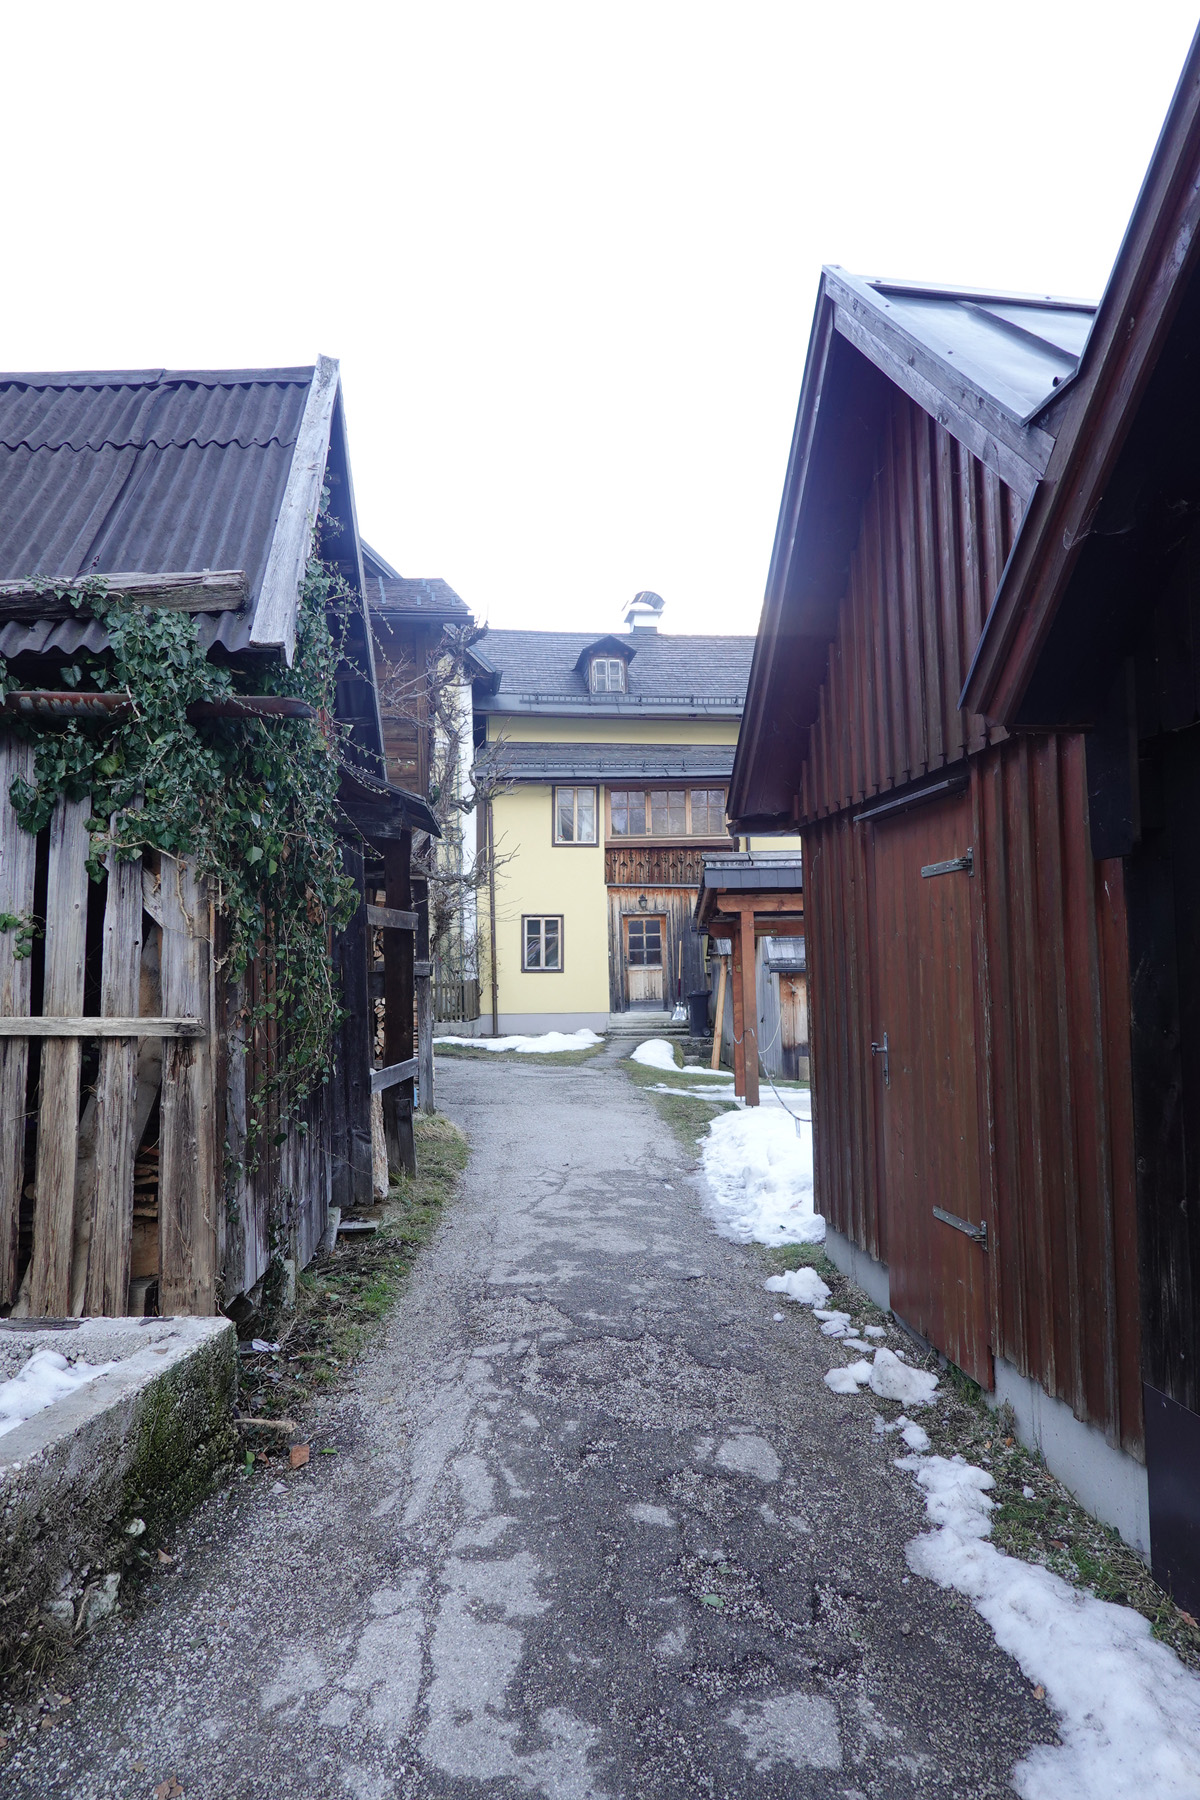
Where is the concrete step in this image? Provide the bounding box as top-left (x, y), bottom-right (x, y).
top-left (606, 1013), bottom-right (688, 1037)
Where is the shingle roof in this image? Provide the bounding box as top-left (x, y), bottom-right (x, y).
top-left (476, 628), bottom-right (754, 710)
top-left (370, 575), bottom-right (472, 622)
top-left (0, 365), bottom-right (329, 662)
top-left (476, 741), bottom-right (736, 783)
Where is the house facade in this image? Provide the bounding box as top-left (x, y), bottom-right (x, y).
top-left (472, 598), bottom-right (756, 1034)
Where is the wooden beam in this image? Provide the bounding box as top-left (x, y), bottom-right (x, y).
top-left (251, 355), bottom-right (339, 660)
top-left (710, 892), bottom-right (804, 914)
top-left (730, 920), bottom-right (747, 1101)
top-left (0, 1016), bottom-right (202, 1038)
top-left (370, 1057), bottom-right (419, 1094)
top-left (0, 738), bottom-right (36, 1304)
top-left (382, 835), bottom-right (416, 1176)
top-left (158, 857), bottom-right (218, 1315)
top-left (0, 570), bottom-right (247, 618)
top-left (710, 955), bottom-right (728, 1072)
top-left (737, 905), bottom-right (760, 1107)
top-left (416, 885), bottom-right (434, 1116)
top-left (366, 904), bottom-right (417, 932)
top-left (84, 843), bottom-right (142, 1315)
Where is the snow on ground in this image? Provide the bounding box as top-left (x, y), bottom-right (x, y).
top-left (701, 1105), bottom-right (824, 1246)
top-left (765, 1266), bottom-right (830, 1306)
top-left (900, 1452), bottom-right (1200, 1799)
top-left (436, 1029), bottom-right (602, 1055)
top-left (629, 1038), bottom-right (682, 1070)
top-left (0, 1349), bottom-right (117, 1438)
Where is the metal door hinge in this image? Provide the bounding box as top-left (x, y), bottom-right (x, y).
top-left (870, 1031), bottom-right (889, 1088)
top-left (921, 848), bottom-right (974, 878)
top-left (933, 1205), bottom-right (988, 1247)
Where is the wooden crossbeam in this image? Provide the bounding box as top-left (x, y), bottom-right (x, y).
top-left (0, 1017), bottom-right (202, 1037)
top-left (0, 569), bottom-right (247, 618)
top-left (366, 904), bottom-right (417, 932)
top-left (371, 1057), bottom-right (419, 1094)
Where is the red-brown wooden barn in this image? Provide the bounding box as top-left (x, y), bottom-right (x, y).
top-left (729, 272), bottom-right (1154, 1563)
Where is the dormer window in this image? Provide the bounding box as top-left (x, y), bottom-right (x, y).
top-left (590, 656), bottom-right (626, 694)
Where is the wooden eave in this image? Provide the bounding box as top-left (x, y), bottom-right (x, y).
top-left (962, 25), bottom-right (1200, 725)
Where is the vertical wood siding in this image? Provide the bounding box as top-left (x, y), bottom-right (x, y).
top-left (802, 390), bottom-right (1020, 823)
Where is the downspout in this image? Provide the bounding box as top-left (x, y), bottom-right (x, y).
top-left (487, 798), bottom-right (499, 1037)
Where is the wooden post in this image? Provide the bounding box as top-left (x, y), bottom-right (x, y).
top-left (416, 882), bottom-right (434, 1115)
top-left (729, 919), bottom-right (746, 1101)
top-left (710, 955), bottom-right (728, 1072)
top-left (0, 737), bottom-right (36, 1304)
top-left (158, 856), bottom-right (217, 1314)
top-left (83, 839), bottom-right (143, 1314)
top-left (383, 833), bottom-right (415, 1176)
top-left (738, 903), bottom-right (760, 1108)
top-left (29, 796), bottom-right (91, 1315)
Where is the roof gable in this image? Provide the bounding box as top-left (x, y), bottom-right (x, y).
top-left (573, 634), bottom-right (636, 674)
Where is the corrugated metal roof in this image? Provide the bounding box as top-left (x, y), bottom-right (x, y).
top-left (475, 741), bottom-right (736, 782)
top-left (0, 368), bottom-right (312, 597)
top-left (851, 277), bottom-right (1095, 424)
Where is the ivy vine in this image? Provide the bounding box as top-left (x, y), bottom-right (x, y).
top-left (2, 557), bottom-right (360, 1164)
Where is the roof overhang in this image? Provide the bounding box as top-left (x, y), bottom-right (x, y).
top-left (962, 25), bottom-right (1200, 726)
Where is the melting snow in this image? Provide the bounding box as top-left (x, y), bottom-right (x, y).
top-left (764, 1266), bottom-right (830, 1307)
top-left (629, 1038), bottom-right (682, 1070)
top-left (0, 1348), bottom-right (118, 1438)
top-left (436, 1029), bottom-right (602, 1055)
top-left (701, 1106), bottom-right (824, 1246)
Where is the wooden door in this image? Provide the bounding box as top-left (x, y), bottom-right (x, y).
top-left (625, 915), bottom-right (664, 1007)
top-left (869, 791), bottom-right (991, 1385)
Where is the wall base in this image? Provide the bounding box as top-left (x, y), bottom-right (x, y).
top-left (822, 1227), bottom-right (1151, 1560)
top-left (823, 1224), bottom-right (891, 1312)
top-left (490, 1012), bottom-right (610, 1037)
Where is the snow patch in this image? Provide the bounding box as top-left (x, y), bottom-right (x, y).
top-left (0, 1348), bottom-right (118, 1438)
top-left (764, 1267), bottom-right (830, 1307)
top-left (436, 1029), bottom-right (602, 1055)
top-left (824, 1361), bottom-right (872, 1395)
top-left (901, 1453), bottom-right (1200, 1798)
top-left (629, 1038), bottom-right (681, 1070)
top-left (701, 1106), bottom-right (825, 1246)
top-left (867, 1347), bottom-right (939, 1408)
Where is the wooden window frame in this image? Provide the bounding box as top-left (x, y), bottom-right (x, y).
top-left (521, 913), bottom-right (564, 973)
top-left (589, 656), bottom-right (627, 694)
top-left (552, 785), bottom-right (598, 846)
top-left (605, 785), bottom-right (729, 842)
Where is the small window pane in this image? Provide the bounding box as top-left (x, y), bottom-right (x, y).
top-left (611, 791), bottom-right (628, 834)
top-left (577, 788), bottom-right (596, 840)
top-left (651, 790), bottom-right (686, 835)
top-left (613, 790), bottom-right (645, 835)
top-left (543, 919), bottom-right (561, 968)
top-left (591, 656), bottom-right (626, 694)
top-left (556, 789), bottom-right (575, 841)
top-left (525, 921), bottom-right (542, 968)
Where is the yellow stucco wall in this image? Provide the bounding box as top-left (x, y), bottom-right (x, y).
top-left (488, 715), bottom-right (739, 746)
top-left (488, 785), bottom-right (610, 1017)
top-left (747, 834), bottom-right (804, 852)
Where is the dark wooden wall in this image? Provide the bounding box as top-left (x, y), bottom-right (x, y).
top-left (802, 388), bottom-right (1023, 824)
top-left (606, 884), bottom-right (707, 1015)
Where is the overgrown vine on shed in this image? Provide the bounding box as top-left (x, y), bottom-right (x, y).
top-left (1, 556), bottom-right (359, 1165)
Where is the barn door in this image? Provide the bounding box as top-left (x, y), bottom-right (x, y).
top-left (868, 790), bottom-right (991, 1386)
top-left (625, 915), bottom-right (664, 1007)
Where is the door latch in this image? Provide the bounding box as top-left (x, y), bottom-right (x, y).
top-left (921, 848), bottom-right (974, 878)
top-left (870, 1031), bottom-right (889, 1088)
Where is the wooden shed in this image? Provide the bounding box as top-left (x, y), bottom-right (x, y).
top-left (0, 362), bottom-right (436, 1321)
top-left (729, 268), bottom-right (1153, 1553)
top-left (961, 29), bottom-right (1200, 1614)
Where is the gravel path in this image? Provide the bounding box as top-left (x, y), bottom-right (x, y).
top-left (4, 1050), bottom-right (1054, 1799)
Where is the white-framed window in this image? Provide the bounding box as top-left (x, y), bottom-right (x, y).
top-left (590, 656), bottom-right (626, 694)
top-left (523, 914), bottom-right (563, 971)
top-left (609, 787), bottom-right (728, 837)
top-left (553, 785), bottom-right (598, 844)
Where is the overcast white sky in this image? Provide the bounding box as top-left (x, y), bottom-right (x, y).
top-left (5, 3), bottom-right (1197, 636)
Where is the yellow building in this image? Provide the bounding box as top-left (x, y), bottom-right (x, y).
top-left (472, 595), bottom-right (757, 1034)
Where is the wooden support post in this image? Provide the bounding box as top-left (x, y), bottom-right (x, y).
top-left (415, 881), bottom-right (434, 1116)
top-left (158, 856), bottom-right (217, 1314)
top-left (83, 840), bottom-right (143, 1314)
top-left (29, 796), bottom-right (91, 1315)
top-left (383, 833), bottom-right (415, 1176)
top-left (737, 904), bottom-right (760, 1108)
top-left (331, 843), bottom-right (373, 1213)
top-left (0, 737), bottom-right (36, 1304)
top-left (729, 922), bottom-right (747, 1101)
top-left (710, 955), bottom-right (728, 1072)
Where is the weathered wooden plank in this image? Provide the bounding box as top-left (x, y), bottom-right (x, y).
top-left (0, 738), bottom-right (37, 1303)
top-left (29, 796), bottom-right (91, 1315)
top-left (365, 904), bottom-right (417, 932)
top-left (0, 569), bottom-right (247, 617)
top-left (0, 1016), bottom-right (201, 1037)
top-left (371, 1057), bottom-right (419, 1094)
top-left (383, 835), bottom-right (415, 1176)
top-left (251, 356), bottom-right (338, 658)
top-left (84, 845), bottom-right (143, 1314)
top-left (158, 856), bottom-right (217, 1314)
